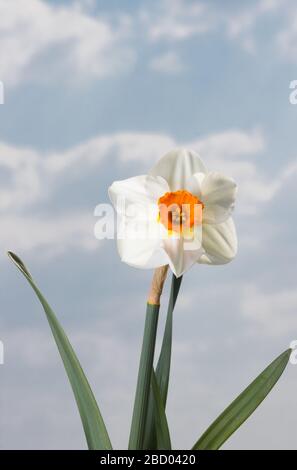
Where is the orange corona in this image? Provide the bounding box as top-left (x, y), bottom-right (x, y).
top-left (158, 190), bottom-right (204, 233)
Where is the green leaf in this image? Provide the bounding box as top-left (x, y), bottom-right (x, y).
top-left (8, 251), bottom-right (112, 450)
top-left (156, 274), bottom-right (182, 404)
top-left (128, 302), bottom-right (160, 450)
top-left (192, 348), bottom-right (292, 450)
top-left (151, 370), bottom-right (171, 450)
top-left (143, 274), bottom-right (182, 449)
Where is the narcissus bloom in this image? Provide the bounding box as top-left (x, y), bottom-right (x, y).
top-left (109, 149), bottom-right (237, 277)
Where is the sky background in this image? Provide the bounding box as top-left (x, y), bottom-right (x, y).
top-left (0, 0), bottom-right (297, 450)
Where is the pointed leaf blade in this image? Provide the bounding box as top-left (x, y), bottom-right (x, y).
top-left (8, 251), bottom-right (112, 450)
top-left (193, 349), bottom-right (291, 450)
top-left (151, 370), bottom-right (171, 450)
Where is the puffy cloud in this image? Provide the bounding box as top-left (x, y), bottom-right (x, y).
top-left (0, 0), bottom-right (134, 86)
top-left (2, 127), bottom-right (297, 257)
top-left (1, 212), bottom-right (99, 259)
top-left (226, 0), bottom-right (282, 52)
top-left (0, 142), bottom-right (42, 211)
top-left (189, 130), bottom-right (281, 214)
top-left (1, 0), bottom-right (295, 92)
top-left (142, 0), bottom-right (215, 42)
top-left (1, 0), bottom-right (296, 91)
top-left (45, 132), bottom-right (176, 173)
top-left (189, 129), bottom-right (265, 160)
top-left (141, 0), bottom-right (285, 55)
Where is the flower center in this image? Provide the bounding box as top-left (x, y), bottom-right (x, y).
top-left (158, 189), bottom-right (204, 233)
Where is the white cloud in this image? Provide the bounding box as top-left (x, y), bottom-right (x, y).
top-left (0, 0), bottom-right (134, 86)
top-left (189, 130), bottom-right (282, 213)
top-left (141, 0), bottom-right (291, 59)
top-left (0, 0), bottom-right (295, 90)
top-left (45, 129), bottom-right (271, 217)
top-left (0, 129), bottom-right (284, 216)
top-left (0, 142), bottom-right (42, 211)
top-left (227, 0), bottom-right (282, 51)
top-left (241, 284), bottom-right (297, 337)
top-left (142, 0), bottom-right (215, 42)
top-left (0, 131), bottom-right (174, 214)
top-left (0, 0), bottom-right (293, 90)
top-left (45, 132), bottom-right (176, 172)
top-left (1, 212), bottom-right (99, 259)
top-left (2, 127), bottom-right (297, 257)
top-left (143, 0), bottom-right (297, 65)
top-left (149, 51), bottom-right (184, 74)
top-left (225, 0), bottom-right (297, 57)
top-left (141, 0), bottom-right (285, 56)
top-left (0, 130), bottom-right (177, 261)
top-left (190, 129), bottom-right (265, 160)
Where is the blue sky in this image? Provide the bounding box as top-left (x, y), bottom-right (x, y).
top-left (0, 0), bottom-right (297, 449)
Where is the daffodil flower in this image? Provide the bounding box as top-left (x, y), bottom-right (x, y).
top-left (109, 149), bottom-right (237, 277)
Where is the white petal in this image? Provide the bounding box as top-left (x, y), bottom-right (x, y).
top-left (163, 229), bottom-right (204, 277)
top-left (109, 174), bottom-right (170, 269)
top-left (117, 236), bottom-right (168, 269)
top-left (201, 172), bottom-right (237, 224)
top-left (186, 171), bottom-right (206, 197)
top-left (149, 148), bottom-right (206, 192)
top-left (199, 218), bottom-right (237, 265)
top-left (108, 174), bottom-right (169, 218)
top-left (117, 215), bottom-right (168, 268)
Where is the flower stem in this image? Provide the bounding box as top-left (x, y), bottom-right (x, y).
top-left (128, 266), bottom-right (168, 450)
top-left (143, 273), bottom-right (182, 449)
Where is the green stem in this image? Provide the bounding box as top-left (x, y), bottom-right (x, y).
top-left (156, 274), bottom-right (182, 405)
top-left (143, 274), bottom-right (182, 449)
top-left (128, 303), bottom-right (160, 450)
